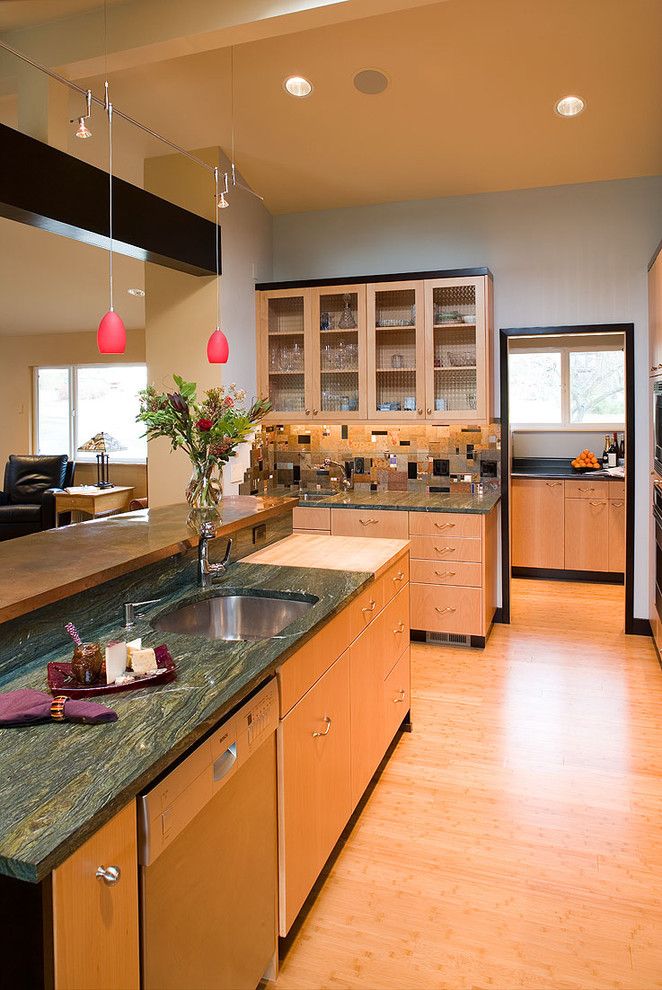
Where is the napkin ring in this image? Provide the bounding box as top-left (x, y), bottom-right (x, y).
top-left (50, 696), bottom-right (68, 721)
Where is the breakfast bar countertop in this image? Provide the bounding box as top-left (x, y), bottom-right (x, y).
top-left (511, 457), bottom-right (625, 481)
top-left (296, 490), bottom-right (501, 513)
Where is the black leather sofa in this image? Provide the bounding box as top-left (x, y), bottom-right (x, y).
top-left (0, 455), bottom-right (76, 542)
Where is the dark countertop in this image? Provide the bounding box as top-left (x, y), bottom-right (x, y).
top-left (297, 490), bottom-right (501, 514)
top-left (0, 561), bottom-right (371, 883)
top-left (0, 498), bottom-right (297, 625)
top-left (512, 458), bottom-right (625, 481)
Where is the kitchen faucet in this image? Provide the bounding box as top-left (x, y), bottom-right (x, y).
top-left (313, 458), bottom-right (354, 491)
top-left (198, 522), bottom-right (232, 588)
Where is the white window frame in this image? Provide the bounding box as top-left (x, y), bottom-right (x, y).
top-left (509, 342), bottom-right (625, 432)
top-left (32, 363), bottom-right (147, 464)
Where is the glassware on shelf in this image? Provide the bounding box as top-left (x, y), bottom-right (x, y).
top-left (336, 339), bottom-right (346, 370)
top-left (391, 353), bottom-right (405, 370)
top-left (320, 311), bottom-right (332, 331)
top-left (291, 341), bottom-right (303, 371)
top-left (345, 342), bottom-right (358, 369)
top-left (338, 294), bottom-right (356, 329)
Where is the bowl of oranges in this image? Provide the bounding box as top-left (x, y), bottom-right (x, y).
top-left (571, 449), bottom-right (601, 472)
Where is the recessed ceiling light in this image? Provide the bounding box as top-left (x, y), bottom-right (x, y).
top-left (127, 287), bottom-right (145, 297)
top-left (284, 75), bottom-right (313, 98)
top-left (555, 95), bottom-right (585, 117)
top-left (353, 69), bottom-right (389, 95)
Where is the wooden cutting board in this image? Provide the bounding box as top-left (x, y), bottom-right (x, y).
top-left (245, 533), bottom-right (409, 578)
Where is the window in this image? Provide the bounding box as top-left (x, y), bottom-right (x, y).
top-left (509, 339), bottom-right (625, 429)
top-left (34, 364), bottom-right (147, 462)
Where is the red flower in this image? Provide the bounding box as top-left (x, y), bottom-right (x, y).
top-left (196, 418), bottom-right (213, 431)
top-left (223, 395), bottom-right (234, 407)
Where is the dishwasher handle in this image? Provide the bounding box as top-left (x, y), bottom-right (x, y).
top-left (213, 742), bottom-right (237, 783)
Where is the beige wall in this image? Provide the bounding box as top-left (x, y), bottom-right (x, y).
top-left (0, 329), bottom-right (148, 497)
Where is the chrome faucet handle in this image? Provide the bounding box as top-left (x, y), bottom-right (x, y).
top-left (124, 599), bottom-right (161, 628)
top-left (219, 538), bottom-right (232, 568)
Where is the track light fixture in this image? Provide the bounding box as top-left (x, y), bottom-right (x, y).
top-left (71, 88), bottom-right (93, 139)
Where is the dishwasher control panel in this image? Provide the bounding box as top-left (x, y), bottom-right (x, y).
top-left (245, 681), bottom-right (278, 750)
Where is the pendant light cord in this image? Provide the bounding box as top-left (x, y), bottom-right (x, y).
top-left (214, 166), bottom-right (220, 329)
top-left (106, 81), bottom-right (114, 312)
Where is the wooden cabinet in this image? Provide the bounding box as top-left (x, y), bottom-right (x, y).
top-left (410, 582), bottom-right (483, 636)
top-left (349, 623), bottom-right (386, 807)
top-left (383, 648), bottom-right (411, 746)
top-left (564, 479), bottom-right (609, 500)
top-left (608, 498), bottom-right (626, 572)
top-left (256, 271), bottom-right (494, 424)
top-left (423, 276), bottom-right (491, 423)
top-left (51, 802), bottom-right (139, 990)
top-left (292, 505), bottom-right (331, 533)
top-left (330, 507), bottom-right (409, 539)
top-left (277, 650), bottom-right (352, 934)
top-left (511, 478), bottom-right (565, 569)
top-left (649, 246), bottom-right (662, 376)
top-left (564, 498), bottom-right (609, 572)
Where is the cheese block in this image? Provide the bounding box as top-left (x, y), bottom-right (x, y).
top-left (126, 638), bottom-right (142, 671)
top-left (131, 647), bottom-right (158, 676)
top-left (105, 641), bottom-right (128, 685)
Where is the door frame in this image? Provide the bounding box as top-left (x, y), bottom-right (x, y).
top-left (499, 322), bottom-right (636, 634)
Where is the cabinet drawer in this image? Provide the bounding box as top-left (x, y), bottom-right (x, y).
top-left (292, 506), bottom-right (331, 532)
top-left (331, 508), bottom-right (409, 540)
top-left (382, 555), bottom-right (410, 605)
top-left (346, 576), bottom-right (385, 643)
top-left (379, 585), bottom-right (410, 679)
top-left (410, 559), bottom-right (482, 587)
top-left (609, 480), bottom-right (625, 500)
top-left (383, 647), bottom-right (411, 748)
top-left (410, 583), bottom-right (483, 636)
top-left (278, 651), bottom-right (352, 935)
top-left (278, 608), bottom-right (351, 717)
top-left (409, 535), bottom-right (481, 563)
top-left (564, 480), bottom-right (609, 499)
top-left (408, 512), bottom-right (480, 539)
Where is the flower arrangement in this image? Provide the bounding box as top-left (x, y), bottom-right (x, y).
top-left (137, 375), bottom-right (271, 525)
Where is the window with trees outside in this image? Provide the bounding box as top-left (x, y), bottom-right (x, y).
top-left (509, 338), bottom-right (625, 428)
top-left (34, 364), bottom-right (148, 462)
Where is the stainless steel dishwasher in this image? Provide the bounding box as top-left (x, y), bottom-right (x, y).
top-left (138, 678), bottom-right (279, 990)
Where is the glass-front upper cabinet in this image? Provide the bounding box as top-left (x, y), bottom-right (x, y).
top-left (424, 277), bottom-right (490, 423)
top-left (310, 285), bottom-right (366, 421)
top-left (257, 288), bottom-right (312, 421)
top-left (366, 281), bottom-right (426, 420)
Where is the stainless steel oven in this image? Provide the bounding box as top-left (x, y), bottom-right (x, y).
top-left (653, 480), bottom-right (662, 622)
top-left (654, 381), bottom-right (662, 476)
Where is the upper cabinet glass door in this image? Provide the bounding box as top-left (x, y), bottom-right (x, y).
top-left (367, 281), bottom-right (426, 419)
top-left (311, 285), bottom-right (366, 421)
top-left (424, 277), bottom-right (489, 422)
top-left (259, 289), bottom-right (312, 420)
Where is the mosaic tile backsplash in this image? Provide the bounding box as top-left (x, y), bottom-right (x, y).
top-left (240, 422), bottom-right (501, 497)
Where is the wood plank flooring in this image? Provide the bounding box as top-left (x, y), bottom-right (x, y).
top-left (271, 580), bottom-right (662, 990)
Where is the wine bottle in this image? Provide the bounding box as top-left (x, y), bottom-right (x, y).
top-left (608, 433), bottom-right (618, 468)
top-left (618, 434), bottom-right (625, 462)
top-left (603, 434), bottom-right (610, 466)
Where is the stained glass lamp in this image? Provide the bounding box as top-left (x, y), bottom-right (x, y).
top-left (77, 432), bottom-right (126, 489)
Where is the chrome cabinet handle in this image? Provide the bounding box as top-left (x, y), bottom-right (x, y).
top-left (426, 408), bottom-right (432, 415)
top-left (417, 408), bottom-right (423, 415)
top-left (312, 715), bottom-right (332, 738)
top-left (359, 518), bottom-right (379, 526)
top-left (304, 408), bottom-right (311, 415)
top-left (96, 865), bottom-right (121, 885)
top-left (394, 621), bottom-right (405, 634)
top-left (611, 500), bottom-right (624, 507)
top-left (433, 546), bottom-right (456, 553)
top-left (392, 571), bottom-right (405, 583)
top-left (578, 487), bottom-right (595, 492)
top-left (435, 606), bottom-right (457, 615)
top-left (361, 599), bottom-right (377, 613)
top-left (434, 570), bottom-right (456, 578)
top-left (394, 689), bottom-right (406, 704)
top-left (546, 482), bottom-right (562, 487)
top-left (434, 521), bottom-right (455, 530)
top-left (313, 409), bottom-right (319, 415)
top-left (589, 500), bottom-right (607, 506)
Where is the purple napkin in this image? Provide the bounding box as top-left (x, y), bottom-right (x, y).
top-left (0, 688), bottom-right (118, 727)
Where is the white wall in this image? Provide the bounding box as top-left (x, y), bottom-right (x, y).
top-left (273, 176), bottom-right (662, 619)
top-left (512, 432), bottom-right (613, 459)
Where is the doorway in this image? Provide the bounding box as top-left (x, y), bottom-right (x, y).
top-left (499, 323), bottom-right (635, 633)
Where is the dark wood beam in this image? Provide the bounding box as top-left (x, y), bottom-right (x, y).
top-left (0, 123), bottom-right (220, 276)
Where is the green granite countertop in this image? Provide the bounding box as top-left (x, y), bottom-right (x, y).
top-left (298, 490), bottom-right (501, 514)
top-left (0, 562), bottom-right (371, 883)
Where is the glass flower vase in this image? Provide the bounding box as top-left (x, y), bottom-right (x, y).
top-left (186, 461), bottom-right (223, 532)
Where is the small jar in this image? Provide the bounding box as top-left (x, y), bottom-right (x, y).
top-left (71, 642), bottom-right (103, 685)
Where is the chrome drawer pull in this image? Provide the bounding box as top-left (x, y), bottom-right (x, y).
top-left (394, 621), bottom-right (405, 634)
top-left (578, 487), bottom-right (595, 492)
top-left (359, 518), bottom-right (379, 526)
top-left (433, 546), bottom-right (456, 553)
top-left (392, 571), bottom-right (406, 582)
top-left (589, 500), bottom-right (607, 506)
top-left (96, 865), bottom-right (121, 885)
top-left (434, 570), bottom-right (457, 578)
top-left (312, 715), bottom-right (332, 738)
top-left (612, 500), bottom-right (624, 507)
top-left (433, 521), bottom-right (455, 530)
top-left (545, 481), bottom-right (562, 487)
top-left (434, 606), bottom-right (457, 615)
top-left (362, 599), bottom-right (377, 613)
top-left (394, 689), bottom-right (406, 704)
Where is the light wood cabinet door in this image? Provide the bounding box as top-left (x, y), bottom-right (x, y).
top-left (410, 583), bottom-right (483, 636)
top-left (409, 510), bottom-right (481, 539)
top-left (330, 507), bottom-right (409, 539)
top-left (52, 802), bottom-right (139, 990)
top-left (257, 288), bottom-right (313, 422)
top-left (608, 498), bottom-right (625, 572)
top-left (311, 284), bottom-right (367, 420)
top-left (278, 651), bottom-right (352, 935)
top-left (349, 623), bottom-right (385, 808)
top-left (366, 281), bottom-right (426, 420)
top-left (511, 478), bottom-right (565, 569)
top-left (409, 535), bottom-right (481, 563)
top-left (383, 648), bottom-right (411, 748)
top-left (423, 276), bottom-right (490, 423)
top-left (564, 498), bottom-right (609, 572)
top-left (649, 249), bottom-right (662, 375)
top-left (292, 506), bottom-right (331, 533)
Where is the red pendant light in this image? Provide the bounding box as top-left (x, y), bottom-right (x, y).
top-left (98, 83), bottom-right (126, 355)
top-left (208, 166), bottom-right (229, 364)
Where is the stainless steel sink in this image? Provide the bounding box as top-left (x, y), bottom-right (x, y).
top-left (152, 592), bottom-right (316, 641)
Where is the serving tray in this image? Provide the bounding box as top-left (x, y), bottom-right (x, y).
top-left (47, 644), bottom-right (176, 698)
